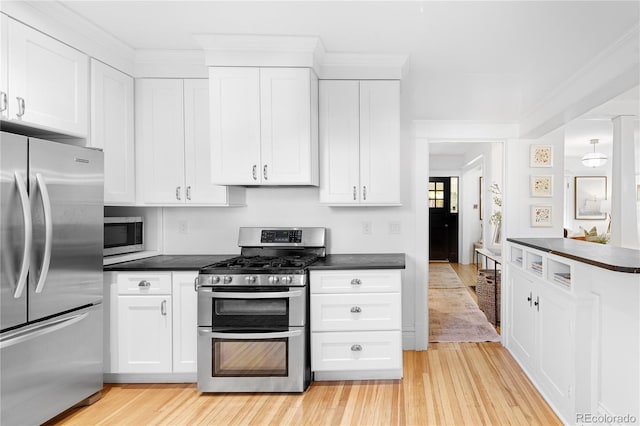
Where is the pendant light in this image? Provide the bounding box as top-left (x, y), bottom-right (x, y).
top-left (581, 139), bottom-right (607, 168)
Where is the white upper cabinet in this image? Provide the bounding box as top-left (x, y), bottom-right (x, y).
top-left (136, 78), bottom-right (244, 206)
top-left (319, 80), bottom-right (400, 205)
top-left (1, 14), bottom-right (8, 120)
top-left (90, 59), bottom-right (135, 205)
top-left (210, 67), bottom-right (318, 186)
top-left (3, 17), bottom-right (88, 136)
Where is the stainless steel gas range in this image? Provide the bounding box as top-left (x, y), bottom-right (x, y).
top-left (195, 227), bottom-right (326, 393)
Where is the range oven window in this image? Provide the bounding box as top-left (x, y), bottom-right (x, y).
top-left (211, 289), bottom-right (290, 329)
top-left (212, 338), bottom-right (288, 377)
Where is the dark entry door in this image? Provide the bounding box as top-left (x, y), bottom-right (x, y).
top-left (428, 177), bottom-right (459, 262)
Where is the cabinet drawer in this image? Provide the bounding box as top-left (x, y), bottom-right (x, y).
top-left (116, 272), bottom-right (172, 295)
top-left (311, 293), bottom-right (401, 331)
top-left (310, 270), bottom-right (401, 293)
top-left (311, 330), bottom-right (402, 372)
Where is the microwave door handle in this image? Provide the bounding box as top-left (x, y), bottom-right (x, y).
top-left (203, 290), bottom-right (303, 299)
top-left (13, 171), bottom-right (32, 299)
top-left (34, 173), bottom-right (53, 294)
top-left (198, 329), bottom-right (302, 340)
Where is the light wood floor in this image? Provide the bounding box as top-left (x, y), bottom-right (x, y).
top-left (48, 343), bottom-right (560, 426)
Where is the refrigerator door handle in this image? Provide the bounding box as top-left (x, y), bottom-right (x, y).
top-left (34, 173), bottom-right (53, 294)
top-left (0, 311), bottom-right (88, 349)
top-left (13, 171), bottom-right (32, 299)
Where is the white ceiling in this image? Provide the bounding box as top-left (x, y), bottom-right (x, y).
top-left (53, 0), bottom-right (639, 151)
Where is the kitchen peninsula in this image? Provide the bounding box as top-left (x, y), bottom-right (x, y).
top-left (505, 237), bottom-right (639, 424)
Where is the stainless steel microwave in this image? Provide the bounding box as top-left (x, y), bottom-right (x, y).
top-left (104, 217), bottom-right (144, 256)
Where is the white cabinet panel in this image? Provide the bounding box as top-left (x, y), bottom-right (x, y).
top-left (311, 293), bottom-right (401, 331)
top-left (116, 295), bottom-right (172, 373)
top-left (1, 14), bottom-right (8, 120)
top-left (319, 80), bottom-right (400, 205)
top-left (210, 67), bottom-right (317, 185)
top-left (311, 330), bottom-right (402, 372)
top-left (6, 18), bottom-right (88, 136)
top-left (90, 60), bottom-right (135, 204)
top-left (508, 270), bottom-right (536, 367)
top-left (310, 269), bottom-right (401, 294)
top-left (210, 67), bottom-right (261, 185)
top-left (116, 271), bottom-right (172, 295)
top-left (172, 272), bottom-right (198, 373)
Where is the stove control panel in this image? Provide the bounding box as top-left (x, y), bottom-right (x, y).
top-left (198, 274), bottom-right (306, 287)
top-left (261, 229), bottom-right (302, 244)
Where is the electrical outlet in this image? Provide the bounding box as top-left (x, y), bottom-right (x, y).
top-left (178, 220), bottom-right (188, 234)
top-left (389, 221), bottom-right (401, 234)
top-left (362, 221), bottom-right (372, 235)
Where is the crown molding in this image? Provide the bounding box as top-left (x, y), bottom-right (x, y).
top-left (519, 24), bottom-right (640, 139)
top-left (320, 53), bottom-right (408, 80)
top-left (1, 1), bottom-right (135, 75)
top-left (134, 50), bottom-right (208, 78)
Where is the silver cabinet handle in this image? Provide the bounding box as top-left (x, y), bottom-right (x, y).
top-left (363, 186), bottom-right (367, 201)
top-left (175, 186), bottom-right (181, 200)
top-left (350, 278), bottom-right (362, 286)
top-left (14, 171), bottom-right (32, 299)
top-left (186, 186), bottom-right (191, 200)
top-left (263, 164), bottom-right (268, 180)
top-left (0, 91), bottom-right (7, 112)
top-left (34, 173), bottom-right (52, 294)
top-left (252, 165), bottom-right (257, 181)
top-left (353, 186), bottom-right (357, 201)
top-left (16, 97), bottom-right (25, 117)
top-left (161, 300), bottom-right (167, 316)
top-left (350, 306), bottom-right (362, 313)
top-left (350, 344), bottom-right (362, 352)
top-left (138, 280), bottom-right (151, 288)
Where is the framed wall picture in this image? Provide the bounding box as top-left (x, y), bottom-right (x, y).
top-left (530, 144), bottom-right (553, 167)
top-left (530, 175), bottom-right (553, 197)
top-left (575, 176), bottom-right (607, 220)
top-left (531, 205), bottom-right (552, 227)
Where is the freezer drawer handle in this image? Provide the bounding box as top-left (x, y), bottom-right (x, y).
top-left (34, 173), bottom-right (53, 294)
top-left (0, 311), bottom-right (88, 349)
top-left (13, 171), bottom-right (32, 299)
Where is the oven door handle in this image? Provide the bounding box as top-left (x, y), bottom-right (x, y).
top-left (200, 290), bottom-right (303, 299)
top-left (198, 328), bottom-right (302, 340)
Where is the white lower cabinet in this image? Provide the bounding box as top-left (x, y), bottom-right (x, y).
top-left (310, 269), bottom-right (402, 380)
top-left (507, 255), bottom-right (590, 422)
top-left (105, 270), bottom-right (198, 381)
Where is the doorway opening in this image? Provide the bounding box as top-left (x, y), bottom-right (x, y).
top-left (428, 176), bottom-right (459, 262)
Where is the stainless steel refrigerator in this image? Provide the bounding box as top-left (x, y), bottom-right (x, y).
top-left (1, 131), bottom-right (103, 425)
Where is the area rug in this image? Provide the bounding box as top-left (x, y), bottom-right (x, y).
top-left (428, 263), bottom-right (466, 288)
top-left (429, 287), bottom-right (501, 343)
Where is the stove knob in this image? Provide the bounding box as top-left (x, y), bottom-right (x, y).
top-left (281, 276), bottom-right (293, 285)
top-left (208, 276), bottom-right (220, 285)
top-left (268, 276), bottom-right (280, 284)
top-left (245, 276), bottom-right (257, 284)
top-left (223, 276), bottom-right (233, 284)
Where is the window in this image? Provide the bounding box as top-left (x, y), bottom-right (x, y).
top-left (450, 177), bottom-right (459, 213)
top-left (428, 181), bottom-right (445, 208)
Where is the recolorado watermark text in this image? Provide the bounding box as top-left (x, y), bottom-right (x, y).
top-left (576, 413), bottom-right (637, 424)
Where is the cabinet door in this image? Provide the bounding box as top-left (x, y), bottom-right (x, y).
top-left (536, 287), bottom-right (573, 416)
top-left (90, 60), bottom-right (135, 205)
top-left (508, 270), bottom-right (536, 367)
top-left (183, 79), bottom-right (229, 204)
top-left (210, 67), bottom-right (261, 185)
top-left (0, 14), bottom-right (8, 120)
top-left (260, 68), bottom-right (316, 185)
top-left (7, 18), bottom-right (88, 136)
top-left (172, 272), bottom-right (198, 373)
top-left (319, 80), bottom-right (360, 203)
top-left (116, 295), bottom-right (172, 373)
top-left (136, 79), bottom-right (185, 204)
top-left (359, 81), bottom-right (400, 205)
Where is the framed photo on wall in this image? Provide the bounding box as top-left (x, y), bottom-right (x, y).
top-left (575, 176), bottom-right (607, 220)
top-left (530, 175), bottom-right (553, 197)
top-left (530, 144), bottom-right (553, 167)
top-left (531, 205), bottom-right (552, 227)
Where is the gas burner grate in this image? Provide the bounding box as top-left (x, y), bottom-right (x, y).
top-left (204, 255), bottom-right (319, 271)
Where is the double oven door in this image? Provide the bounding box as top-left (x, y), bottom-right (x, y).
top-left (197, 285), bottom-right (311, 392)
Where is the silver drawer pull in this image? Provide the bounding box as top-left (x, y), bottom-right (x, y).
top-left (350, 306), bottom-right (362, 313)
top-left (161, 300), bottom-right (167, 316)
top-left (350, 278), bottom-right (362, 285)
top-left (138, 280), bottom-right (151, 288)
top-left (351, 344), bottom-right (362, 352)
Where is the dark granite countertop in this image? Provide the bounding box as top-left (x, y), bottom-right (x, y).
top-left (103, 255), bottom-right (238, 271)
top-left (507, 238), bottom-right (640, 274)
top-left (309, 253), bottom-right (406, 270)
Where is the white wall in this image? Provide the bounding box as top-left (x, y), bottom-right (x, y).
top-left (461, 165), bottom-right (483, 264)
